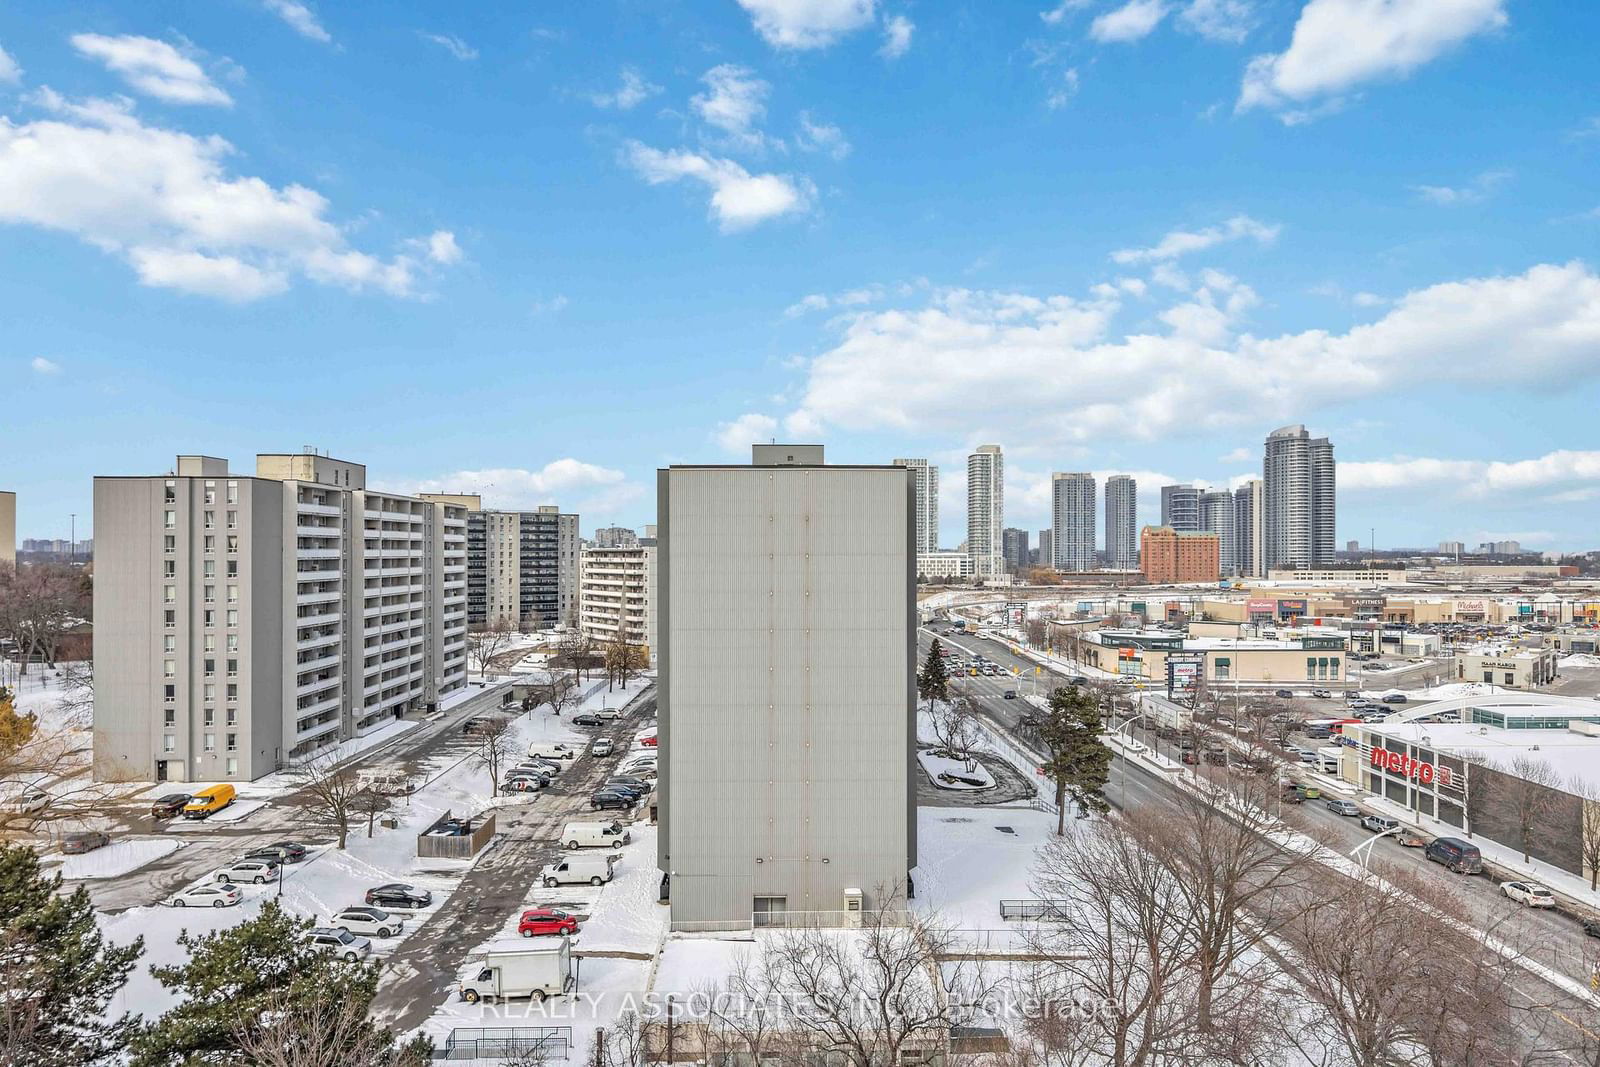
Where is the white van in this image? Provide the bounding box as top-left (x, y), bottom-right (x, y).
top-left (540, 855), bottom-right (615, 887)
top-left (527, 741), bottom-right (578, 761)
top-left (561, 820), bottom-right (631, 850)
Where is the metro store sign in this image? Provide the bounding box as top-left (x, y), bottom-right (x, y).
top-left (1368, 746), bottom-right (1454, 788)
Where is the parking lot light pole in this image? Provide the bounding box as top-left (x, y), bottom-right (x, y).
top-left (1109, 718), bottom-right (1139, 810)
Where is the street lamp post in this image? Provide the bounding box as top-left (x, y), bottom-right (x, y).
top-left (1349, 825), bottom-right (1401, 873)
top-left (1108, 717), bottom-right (1139, 811)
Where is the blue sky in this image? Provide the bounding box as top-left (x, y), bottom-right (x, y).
top-left (2, 0), bottom-right (1598, 551)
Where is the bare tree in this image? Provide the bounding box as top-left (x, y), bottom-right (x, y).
top-left (0, 563), bottom-right (89, 675)
top-left (929, 691), bottom-right (984, 770)
top-left (542, 671), bottom-right (578, 717)
top-left (592, 1010), bottom-right (646, 1067)
top-left (1025, 615), bottom-right (1049, 649)
top-left (467, 620), bottom-right (517, 679)
top-left (604, 631), bottom-right (646, 692)
top-left (228, 986), bottom-right (428, 1067)
top-left (3, 701), bottom-right (142, 837)
top-left (1574, 775), bottom-right (1600, 891)
top-left (1471, 755), bottom-right (1564, 864)
top-left (475, 718), bottom-right (517, 797)
top-left (289, 752), bottom-right (361, 849)
top-left (555, 630), bottom-right (594, 681)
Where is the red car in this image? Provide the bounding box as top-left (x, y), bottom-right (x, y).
top-left (639, 735), bottom-right (658, 748)
top-left (518, 908), bottom-right (578, 938)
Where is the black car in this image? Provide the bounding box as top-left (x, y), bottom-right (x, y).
top-left (590, 791), bottom-right (635, 811)
top-left (601, 782), bottom-right (647, 800)
top-left (462, 717), bottom-right (494, 735)
top-left (606, 775), bottom-right (652, 793)
top-left (246, 841), bottom-right (309, 864)
top-left (149, 793), bottom-right (192, 819)
top-left (1275, 689), bottom-right (1294, 698)
top-left (365, 883), bottom-right (433, 909)
top-left (572, 713), bottom-right (604, 727)
top-left (1584, 918), bottom-right (1600, 938)
top-left (1382, 694), bottom-right (1409, 704)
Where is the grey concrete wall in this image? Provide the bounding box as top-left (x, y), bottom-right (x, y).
top-left (660, 465), bottom-right (912, 924)
top-left (92, 478), bottom-right (163, 782)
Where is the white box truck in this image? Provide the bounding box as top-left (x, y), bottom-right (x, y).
top-left (458, 938), bottom-right (572, 1004)
top-left (561, 820), bottom-right (630, 850)
top-left (540, 855), bottom-right (615, 887)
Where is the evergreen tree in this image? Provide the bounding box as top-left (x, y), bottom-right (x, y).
top-left (0, 685), bottom-right (38, 754)
top-left (0, 842), bottom-right (142, 1065)
top-left (130, 899), bottom-right (419, 1067)
top-left (1037, 685), bottom-right (1113, 832)
top-left (917, 640), bottom-right (950, 709)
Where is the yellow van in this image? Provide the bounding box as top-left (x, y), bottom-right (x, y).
top-left (182, 783), bottom-right (237, 820)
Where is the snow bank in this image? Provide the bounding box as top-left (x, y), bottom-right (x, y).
top-left (911, 807), bottom-right (1058, 931)
top-left (59, 838), bottom-right (180, 880)
top-left (1561, 653), bottom-right (1600, 669)
top-left (572, 825), bottom-right (668, 954)
top-left (916, 749), bottom-right (995, 790)
top-left (162, 798), bottom-right (268, 830)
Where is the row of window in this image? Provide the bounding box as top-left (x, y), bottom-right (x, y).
top-left (160, 732), bottom-right (238, 752)
top-left (165, 706), bottom-right (238, 727)
top-left (163, 554), bottom-right (240, 578)
top-left (165, 480), bottom-right (240, 505)
top-left (163, 524), bottom-right (242, 553)
top-left (163, 681), bottom-right (239, 701)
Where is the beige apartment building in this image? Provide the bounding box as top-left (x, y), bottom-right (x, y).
top-left (94, 453), bottom-right (469, 783)
top-left (0, 490), bottom-right (14, 568)
top-left (579, 543), bottom-right (656, 659)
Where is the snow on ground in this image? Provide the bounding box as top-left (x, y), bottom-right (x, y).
top-left (912, 806), bottom-right (1057, 932)
top-left (572, 824), bottom-right (668, 954)
top-left (55, 838), bottom-right (181, 880)
top-left (1561, 653), bottom-right (1600, 669)
top-left (916, 749), bottom-right (995, 790)
top-left (652, 937), bottom-right (756, 995)
top-left (2, 660), bottom-right (92, 736)
top-left (162, 798), bottom-right (269, 830)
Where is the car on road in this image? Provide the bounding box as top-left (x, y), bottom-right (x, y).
top-left (1324, 799), bottom-right (1361, 816)
top-left (590, 790), bottom-right (635, 811)
top-left (305, 927), bottom-right (372, 962)
top-left (572, 713), bottom-right (606, 727)
top-left (462, 717), bottom-right (493, 735)
top-left (149, 793), bottom-right (192, 819)
top-left (332, 906), bottom-right (406, 937)
top-left (591, 738), bottom-right (615, 757)
top-left (518, 908), bottom-right (579, 937)
top-left (1382, 694), bottom-right (1409, 704)
top-left (245, 842), bottom-right (309, 864)
top-left (366, 883), bottom-right (433, 909)
top-left (216, 859), bottom-right (279, 884)
top-left (1501, 881), bottom-right (1555, 908)
top-left (169, 883), bottom-right (241, 908)
top-left (1003, 690), bottom-right (1017, 699)
top-left (1274, 689), bottom-right (1295, 698)
top-left (62, 831), bottom-right (111, 854)
top-left (1359, 814), bottom-right (1399, 834)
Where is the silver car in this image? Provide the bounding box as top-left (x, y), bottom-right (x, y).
top-left (214, 859), bottom-right (279, 884)
top-left (332, 906), bottom-right (406, 937)
top-left (305, 926), bottom-right (372, 961)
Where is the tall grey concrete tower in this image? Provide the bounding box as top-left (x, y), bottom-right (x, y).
top-left (893, 458), bottom-right (940, 555)
top-left (1199, 489), bottom-right (1236, 576)
top-left (1263, 425), bottom-right (1336, 570)
top-left (1103, 475), bottom-right (1137, 569)
top-left (1233, 479), bottom-right (1264, 578)
top-left (1051, 472), bottom-right (1096, 571)
top-left (1160, 484), bottom-right (1201, 532)
top-left (966, 445), bottom-right (1004, 578)
top-left (656, 445), bottom-right (914, 926)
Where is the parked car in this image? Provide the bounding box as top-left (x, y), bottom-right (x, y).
top-left (514, 759), bottom-right (561, 777)
top-left (245, 842), bottom-right (309, 864)
top-left (600, 782), bottom-right (646, 801)
top-left (518, 908), bottom-right (579, 937)
top-left (183, 783), bottom-right (237, 819)
top-left (1359, 814), bottom-right (1399, 834)
top-left (503, 775), bottom-right (546, 794)
top-left (1324, 799), bottom-right (1361, 817)
top-left (365, 883), bottom-right (433, 909)
top-left (606, 774), bottom-right (652, 793)
top-left (215, 859), bottom-right (279, 884)
top-left (462, 717), bottom-right (494, 735)
top-left (528, 742), bottom-right (578, 761)
top-left (1583, 918), bottom-right (1600, 938)
top-left (149, 793), bottom-right (192, 819)
top-left (1275, 689), bottom-right (1294, 698)
top-left (332, 906), bottom-right (406, 937)
top-left (1501, 881), bottom-right (1556, 908)
top-left (590, 790), bottom-right (635, 811)
top-left (591, 708), bottom-right (622, 722)
top-left (305, 927), bottom-right (372, 962)
top-left (1311, 688), bottom-right (1332, 699)
top-left (1382, 694), bottom-right (1409, 704)
top-left (9, 787), bottom-right (49, 815)
top-left (1424, 836), bottom-right (1483, 874)
top-left (540, 856), bottom-right (614, 888)
top-left (168, 883), bottom-right (241, 908)
top-left (62, 831), bottom-right (111, 854)
top-left (591, 738), bottom-right (615, 757)
top-left (572, 713), bottom-right (605, 727)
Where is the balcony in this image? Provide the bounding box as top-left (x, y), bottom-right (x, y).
top-left (296, 588), bottom-right (342, 607)
top-left (296, 629), bottom-right (340, 652)
top-left (295, 692), bottom-right (340, 718)
top-left (293, 717), bottom-right (341, 745)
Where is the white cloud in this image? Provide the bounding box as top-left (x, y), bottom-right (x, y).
top-left (1111, 214), bottom-right (1279, 264)
top-left (1179, 0), bottom-right (1255, 43)
top-left (1090, 0), bottom-right (1170, 43)
top-left (879, 15), bottom-right (914, 59)
top-left (0, 44), bottom-right (23, 85)
top-left (735, 0), bottom-right (878, 49)
top-left (0, 90), bottom-right (456, 300)
top-left (419, 33), bottom-right (477, 61)
top-left (423, 230), bottom-right (462, 264)
top-left (1219, 446), bottom-right (1252, 463)
top-left (30, 356), bottom-right (61, 374)
top-left (1046, 68), bottom-right (1081, 110)
top-left (1238, 0), bottom-right (1506, 120)
top-left (531, 294), bottom-right (569, 316)
top-left (1343, 450), bottom-right (1600, 499)
top-left (590, 68), bottom-right (661, 110)
top-left (692, 65), bottom-right (769, 147)
top-left (1568, 116), bottom-right (1600, 143)
top-left (262, 0), bottom-right (332, 44)
top-left (796, 111), bottom-right (850, 159)
top-left (623, 142), bottom-right (813, 232)
top-left (392, 460), bottom-right (643, 516)
top-left (715, 412), bottom-right (780, 454)
top-left (1351, 291), bottom-right (1386, 307)
top-left (781, 262), bottom-right (1600, 450)
top-left (1040, 0), bottom-right (1092, 25)
top-left (70, 34), bottom-right (232, 107)
top-left (1412, 168), bottom-right (1510, 205)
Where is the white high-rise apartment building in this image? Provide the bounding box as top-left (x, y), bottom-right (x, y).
top-left (1051, 472), bottom-right (1096, 571)
top-left (1199, 489), bottom-right (1236, 576)
top-left (966, 446), bottom-right (1004, 578)
top-left (893, 458), bottom-right (940, 555)
top-left (1103, 475), bottom-right (1137, 569)
top-left (1263, 425), bottom-right (1336, 571)
top-left (579, 543), bottom-right (656, 660)
top-left (1234, 479), bottom-right (1264, 578)
top-left (94, 453), bottom-right (468, 783)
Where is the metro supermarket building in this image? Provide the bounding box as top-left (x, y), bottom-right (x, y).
top-left (1336, 695), bottom-right (1600, 881)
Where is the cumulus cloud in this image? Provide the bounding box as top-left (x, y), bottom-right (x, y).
top-left (1343, 451), bottom-right (1600, 501)
top-left (1040, 0), bottom-right (1093, 25)
top-left (879, 15), bottom-right (914, 59)
top-left (1238, 0), bottom-right (1506, 121)
top-left (418, 32), bottom-right (477, 61)
top-left (1111, 215), bottom-right (1279, 264)
top-left (795, 111), bottom-right (850, 159)
top-left (780, 262), bottom-right (1600, 450)
top-left (390, 459), bottom-right (644, 516)
top-left (735, 0), bottom-right (878, 49)
top-left (1046, 68), bottom-right (1081, 110)
top-left (422, 230), bottom-right (462, 264)
top-left (716, 413), bottom-right (781, 454)
top-left (0, 90), bottom-right (457, 300)
top-left (70, 34), bottom-right (233, 107)
top-left (1412, 168), bottom-right (1511, 205)
top-left (692, 65), bottom-right (769, 148)
top-left (1179, 0), bottom-right (1255, 43)
top-left (590, 67), bottom-right (661, 110)
top-left (623, 142), bottom-right (813, 232)
top-left (31, 356), bottom-right (61, 374)
top-left (1091, 0), bottom-right (1170, 43)
top-left (1, 43), bottom-right (25, 85)
top-left (262, 0), bottom-right (332, 44)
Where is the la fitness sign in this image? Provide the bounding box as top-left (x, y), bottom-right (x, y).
top-left (1369, 746), bottom-right (1454, 787)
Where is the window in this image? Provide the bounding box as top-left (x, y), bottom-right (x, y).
top-left (226, 609), bottom-right (238, 627)
top-left (226, 683), bottom-right (238, 702)
top-left (163, 560), bottom-right (176, 578)
top-left (203, 510), bottom-right (215, 529)
top-left (1215, 657), bottom-right (1231, 679)
top-left (226, 732), bottom-right (237, 752)
top-left (226, 560), bottom-right (238, 578)
top-left (1306, 657), bottom-right (1317, 680)
top-left (227, 584), bottom-right (239, 603)
top-left (163, 659), bottom-right (176, 677)
top-left (203, 733), bottom-right (215, 752)
top-left (163, 584), bottom-right (177, 604)
top-left (227, 658), bottom-right (238, 677)
top-left (227, 482), bottom-right (238, 504)
top-left (204, 535), bottom-right (216, 553)
top-left (203, 683), bottom-right (215, 701)
top-left (203, 560), bottom-right (215, 578)
top-left (227, 510), bottom-right (238, 529)
top-left (203, 634), bottom-right (216, 653)
top-left (164, 481), bottom-right (176, 503)
top-left (226, 634), bottom-right (239, 652)
top-left (204, 584), bottom-right (216, 604)
top-left (164, 634), bottom-right (176, 654)
top-left (204, 708), bottom-right (215, 726)
top-left (163, 735), bottom-right (176, 753)
top-left (1505, 672), bottom-right (1515, 686)
top-left (753, 896), bottom-right (788, 921)
top-left (164, 608), bottom-right (176, 628)
top-left (164, 534), bottom-right (176, 552)
top-left (164, 683), bottom-right (176, 703)
top-left (204, 486), bottom-right (216, 505)
top-left (227, 535), bottom-right (239, 552)
top-left (203, 609), bottom-right (215, 627)
top-left (164, 509), bottom-right (176, 529)
top-left (163, 708), bottom-right (176, 727)
top-left (204, 658), bottom-right (215, 677)
top-left (225, 757), bottom-right (238, 776)
top-left (226, 707), bottom-right (237, 725)
top-left (1483, 671), bottom-right (1494, 683)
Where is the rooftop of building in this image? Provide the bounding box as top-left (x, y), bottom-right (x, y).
top-left (1361, 713), bottom-right (1600, 793)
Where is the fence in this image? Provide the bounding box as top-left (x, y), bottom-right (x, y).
top-left (417, 809), bottom-right (497, 860)
top-left (435, 1026), bottom-right (573, 1061)
top-left (998, 899), bottom-right (1072, 921)
top-left (669, 909), bottom-right (913, 935)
